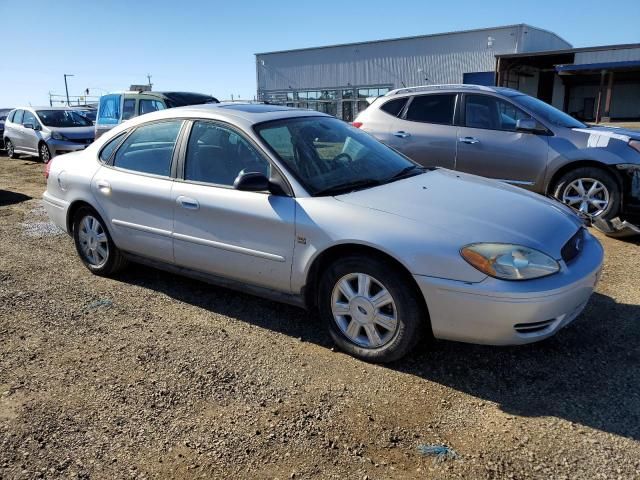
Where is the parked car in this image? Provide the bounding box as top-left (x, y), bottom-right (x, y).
top-left (43, 104), bottom-right (603, 362)
top-left (0, 108), bottom-right (12, 149)
top-left (72, 106), bottom-right (97, 124)
top-left (3, 107), bottom-right (95, 162)
top-left (354, 85), bottom-right (640, 223)
top-left (95, 91), bottom-right (219, 140)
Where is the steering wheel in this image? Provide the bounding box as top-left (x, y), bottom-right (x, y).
top-left (333, 152), bottom-right (353, 164)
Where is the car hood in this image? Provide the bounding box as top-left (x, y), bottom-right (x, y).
top-left (47, 126), bottom-right (95, 139)
top-left (572, 126), bottom-right (640, 142)
top-left (335, 169), bottom-right (583, 258)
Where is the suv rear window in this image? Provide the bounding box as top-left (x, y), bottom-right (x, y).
top-left (380, 98), bottom-right (407, 117)
top-left (405, 94), bottom-right (456, 125)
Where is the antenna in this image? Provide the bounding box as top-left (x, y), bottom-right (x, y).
top-left (146, 74), bottom-right (153, 89)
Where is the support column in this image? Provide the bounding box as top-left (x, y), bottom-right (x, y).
top-left (595, 69), bottom-right (606, 123)
top-left (603, 71), bottom-right (615, 122)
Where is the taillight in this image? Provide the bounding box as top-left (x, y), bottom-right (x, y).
top-left (351, 122), bottom-right (363, 128)
top-left (44, 159), bottom-right (53, 179)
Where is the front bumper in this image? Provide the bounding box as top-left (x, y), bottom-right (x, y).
top-left (414, 231), bottom-right (604, 345)
top-left (48, 139), bottom-right (92, 157)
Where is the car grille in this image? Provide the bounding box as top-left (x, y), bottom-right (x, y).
top-left (561, 228), bottom-right (585, 264)
top-left (69, 138), bottom-right (93, 145)
top-left (514, 319), bottom-right (555, 334)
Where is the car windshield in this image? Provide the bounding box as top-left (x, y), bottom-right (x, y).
top-left (36, 110), bottom-right (93, 128)
top-left (256, 116), bottom-right (425, 196)
top-left (514, 95), bottom-right (586, 129)
top-left (76, 110), bottom-right (96, 122)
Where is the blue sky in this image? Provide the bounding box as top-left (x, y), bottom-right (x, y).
top-left (1, 0), bottom-right (639, 106)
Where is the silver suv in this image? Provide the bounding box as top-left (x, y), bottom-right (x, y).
top-left (3, 106), bottom-right (95, 163)
top-left (354, 85), bottom-right (640, 222)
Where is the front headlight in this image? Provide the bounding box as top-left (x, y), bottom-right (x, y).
top-left (460, 243), bottom-right (560, 280)
top-left (51, 131), bottom-right (67, 141)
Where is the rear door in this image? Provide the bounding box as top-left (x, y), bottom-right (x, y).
top-left (455, 94), bottom-right (549, 191)
top-left (383, 93), bottom-right (457, 169)
top-left (92, 120), bottom-right (184, 260)
top-left (10, 110), bottom-right (25, 149)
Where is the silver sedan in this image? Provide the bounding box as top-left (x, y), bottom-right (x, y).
top-left (43, 104), bottom-right (604, 362)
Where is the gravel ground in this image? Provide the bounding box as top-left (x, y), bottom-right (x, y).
top-left (1, 153), bottom-right (639, 479)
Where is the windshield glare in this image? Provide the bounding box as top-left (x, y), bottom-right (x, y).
top-left (256, 117), bottom-right (420, 195)
top-left (514, 95), bottom-right (586, 129)
top-left (36, 110), bottom-right (93, 128)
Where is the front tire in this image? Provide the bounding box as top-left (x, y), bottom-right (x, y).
top-left (318, 255), bottom-right (426, 363)
top-left (552, 167), bottom-right (620, 221)
top-left (39, 142), bottom-right (51, 163)
top-left (5, 139), bottom-right (18, 158)
top-left (73, 207), bottom-right (128, 276)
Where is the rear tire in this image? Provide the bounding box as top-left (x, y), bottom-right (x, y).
top-left (73, 206), bottom-right (128, 276)
top-left (38, 142), bottom-right (51, 164)
top-left (318, 254), bottom-right (426, 363)
top-left (5, 139), bottom-right (18, 158)
top-left (552, 167), bottom-right (620, 221)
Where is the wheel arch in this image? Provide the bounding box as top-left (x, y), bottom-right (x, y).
top-left (66, 199), bottom-right (98, 234)
top-left (303, 243), bottom-right (430, 325)
top-left (546, 160), bottom-right (623, 195)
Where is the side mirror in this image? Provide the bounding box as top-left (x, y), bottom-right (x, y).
top-left (34, 124), bottom-right (42, 131)
top-left (516, 118), bottom-right (544, 133)
top-left (233, 171), bottom-right (270, 192)
top-left (23, 123), bottom-right (34, 130)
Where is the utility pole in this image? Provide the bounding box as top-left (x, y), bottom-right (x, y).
top-left (64, 74), bottom-right (74, 106)
top-left (146, 74), bottom-right (153, 89)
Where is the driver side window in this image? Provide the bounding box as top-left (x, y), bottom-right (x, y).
top-left (184, 121), bottom-right (270, 186)
top-left (465, 94), bottom-right (532, 132)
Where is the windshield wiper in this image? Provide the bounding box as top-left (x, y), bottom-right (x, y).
top-left (385, 164), bottom-right (427, 182)
top-left (314, 178), bottom-right (383, 196)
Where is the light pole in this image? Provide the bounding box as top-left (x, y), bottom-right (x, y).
top-left (64, 74), bottom-right (74, 106)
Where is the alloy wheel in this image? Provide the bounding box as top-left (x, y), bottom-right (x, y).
top-left (331, 273), bottom-right (398, 348)
top-left (561, 178), bottom-right (610, 217)
top-left (78, 215), bottom-right (109, 267)
top-left (40, 144), bottom-right (51, 163)
top-left (6, 140), bottom-right (14, 157)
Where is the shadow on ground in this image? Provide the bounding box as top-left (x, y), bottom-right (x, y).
top-left (118, 265), bottom-right (640, 441)
top-left (0, 190), bottom-right (32, 207)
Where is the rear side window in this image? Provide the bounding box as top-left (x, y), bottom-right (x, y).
top-left (99, 132), bottom-right (126, 163)
top-left (113, 121), bottom-right (182, 176)
top-left (7, 110), bottom-right (15, 122)
top-left (122, 99), bottom-right (136, 120)
top-left (98, 94), bottom-right (122, 125)
top-left (405, 94), bottom-right (456, 125)
top-left (139, 99), bottom-right (165, 115)
top-left (380, 98), bottom-right (407, 117)
top-left (13, 110), bottom-right (24, 124)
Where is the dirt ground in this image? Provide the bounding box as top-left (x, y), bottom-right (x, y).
top-left (1, 153), bottom-right (639, 480)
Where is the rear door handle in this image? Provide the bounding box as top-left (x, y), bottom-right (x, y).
top-left (393, 131), bottom-right (410, 138)
top-left (177, 195), bottom-right (199, 210)
top-left (96, 179), bottom-right (111, 193)
top-left (459, 136), bottom-right (480, 145)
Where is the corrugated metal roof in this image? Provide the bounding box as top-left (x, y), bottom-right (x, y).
top-left (256, 23), bottom-right (568, 56)
top-left (496, 42), bottom-right (640, 59)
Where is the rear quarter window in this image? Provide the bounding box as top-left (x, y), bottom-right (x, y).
top-left (379, 98), bottom-right (408, 117)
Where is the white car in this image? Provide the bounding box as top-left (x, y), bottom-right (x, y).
top-left (43, 104), bottom-right (603, 362)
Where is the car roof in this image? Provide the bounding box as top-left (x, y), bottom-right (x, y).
top-left (108, 103), bottom-right (328, 132)
top-left (13, 106), bottom-right (76, 111)
top-left (384, 84), bottom-right (522, 97)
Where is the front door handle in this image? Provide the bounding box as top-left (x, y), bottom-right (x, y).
top-left (459, 136), bottom-right (480, 145)
top-left (393, 131), bottom-right (411, 138)
top-left (177, 195), bottom-right (199, 210)
top-left (96, 179), bottom-right (111, 193)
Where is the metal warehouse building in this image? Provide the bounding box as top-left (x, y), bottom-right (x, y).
top-left (255, 24), bottom-right (571, 121)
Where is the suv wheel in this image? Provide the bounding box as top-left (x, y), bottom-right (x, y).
top-left (5, 139), bottom-right (18, 158)
top-left (552, 167), bottom-right (620, 220)
top-left (39, 142), bottom-right (51, 163)
top-left (73, 207), bottom-right (128, 276)
top-left (318, 254), bottom-right (426, 363)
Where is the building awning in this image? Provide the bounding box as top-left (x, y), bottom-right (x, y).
top-left (556, 60), bottom-right (640, 74)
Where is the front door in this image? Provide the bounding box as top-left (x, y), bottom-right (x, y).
top-left (92, 120), bottom-right (184, 260)
top-left (384, 93), bottom-right (458, 169)
top-left (20, 110), bottom-right (40, 154)
top-left (172, 120), bottom-right (295, 292)
top-left (455, 94), bottom-right (549, 191)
